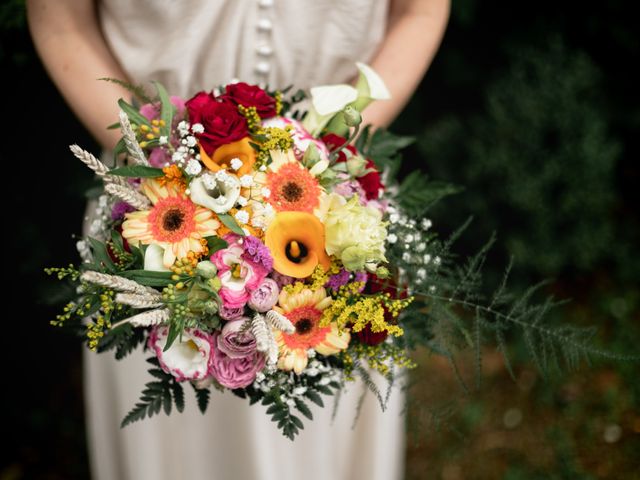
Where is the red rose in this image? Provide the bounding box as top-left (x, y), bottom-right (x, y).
top-left (220, 82), bottom-right (278, 119)
top-left (186, 91), bottom-right (249, 156)
top-left (321, 134), bottom-right (384, 200)
top-left (355, 275), bottom-right (408, 346)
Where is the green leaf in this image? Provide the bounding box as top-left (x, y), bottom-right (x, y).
top-left (163, 323), bottom-right (180, 352)
top-left (290, 415), bottom-right (304, 429)
top-left (121, 362), bottom-right (180, 427)
top-left (173, 383), bottom-right (185, 412)
top-left (217, 213), bottom-right (245, 235)
top-left (396, 172), bottom-right (462, 216)
top-left (118, 98), bottom-right (151, 127)
top-left (192, 385), bottom-right (210, 414)
top-left (117, 270), bottom-right (175, 287)
top-left (153, 81), bottom-right (175, 138)
top-left (109, 165), bottom-right (164, 178)
top-left (205, 236), bottom-right (228, 253)
top-left (110, 229), bottom-right (125, 253)
top-left (294, 398), bottom-right (313, 420)
top-left (112, 137), bottom-right (127, 163)
top-left (87, 237), bottom-right (115, 272)
top-left (162, 390), bottom-right (172, 415)
top-left (107, 121), bottom-right (121, 130)
top-left (365, 128), bottom-right (415, 167)
top-left (305, 390), bottom-right (324, 407)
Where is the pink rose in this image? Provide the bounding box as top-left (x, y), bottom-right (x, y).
top-left (219, 304), bottom-right (245, 321)
top-left (218, 318), bottom-right (258, 358)
top-left (247, 278), bottom-right (279, 312)
top-left (210, 332), bottom-right (265, 389)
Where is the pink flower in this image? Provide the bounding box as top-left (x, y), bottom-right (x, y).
top-left (139, 96), bottom-right (187, 167)
top-left (140, 96), bottom-right (186, 121)
top-left (217, 318), bottom-right (258, 358)
top-left (148, 326), bottom-right (215, 382)
top-left (247, 278), bottom-right (279, 312)
top-left (211, 234), bottom-right (269, 309)
top-left (262, 117), bottom-right (330, 163)
top-left (210, 331), bottom-right (265, 389)
top-left (219, 304), bottom-right (245, 321)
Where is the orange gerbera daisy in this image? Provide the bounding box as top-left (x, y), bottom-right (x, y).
top-left (274, 287), bottom-right (350, 374)
top-left (266, 162), bottom-right (321, 212)
top-left (122, 179), bottom-right (219, 268)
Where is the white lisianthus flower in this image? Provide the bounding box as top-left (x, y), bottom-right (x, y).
top-left (324, 195), bottom-right (387, 271)
top-left (149, 326), bottom-right (215, 381)
top-left (190, 173), bottom-right (241, 214)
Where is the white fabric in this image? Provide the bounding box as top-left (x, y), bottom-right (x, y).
top-left (86, 1), bottom-right (405, 479)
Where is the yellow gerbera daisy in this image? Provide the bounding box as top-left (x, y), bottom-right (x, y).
top-left (274, 287), bottom-right (350, 374)
top-left (122, 179), bottom-right (219, 268)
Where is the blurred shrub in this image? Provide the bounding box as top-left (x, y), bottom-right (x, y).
top-left (418, 39), bottom-right (622, 279)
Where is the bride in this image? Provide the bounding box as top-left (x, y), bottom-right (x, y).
top-left (27, 1), bottom-right (450, 478)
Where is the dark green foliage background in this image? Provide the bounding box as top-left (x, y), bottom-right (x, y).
top-left (2, 0), bottom-right (638, 478)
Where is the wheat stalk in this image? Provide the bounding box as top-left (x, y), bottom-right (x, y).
top-left (112, 308), bottom-right (170, 328)
top-left (265, 310), bottom-right (295, 334)
top-left (104, 183), bottom-right (151, 210)
top-left (251, 313), bottom-right (279, 365)
top-left (69, 144), bottom-right (127, 186)
top-left (115, 293), bottom-right (163, 309)
top-left (119, 110), bottom-right (149, 166)
top-left (80, 271), bottom-right (159, 297)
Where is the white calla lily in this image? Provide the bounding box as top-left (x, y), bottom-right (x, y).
top-left (303, 63), bottom-right (391, 136)
top-left (190, 173), bottom-right (241, 214)
top-left (354, 62), bottom-right (391, 103)
top-left (303, 84), bottom-right (358, 136)
top-left (144, 243), bottom-right (170, 271)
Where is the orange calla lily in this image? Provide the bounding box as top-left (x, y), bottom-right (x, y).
top-left (264, 212), bottom-right (331, 278)
top-left (199, 137), bottom-right (256, 176)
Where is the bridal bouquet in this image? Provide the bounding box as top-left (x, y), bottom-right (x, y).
top-left (48, 63), bottom-right (593, 439)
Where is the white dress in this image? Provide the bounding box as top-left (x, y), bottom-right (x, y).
top-left (86, 1), bottom-right (405, 479)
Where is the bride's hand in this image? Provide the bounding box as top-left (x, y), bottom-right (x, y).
top-left (362, 0), bottom-right (451, 129)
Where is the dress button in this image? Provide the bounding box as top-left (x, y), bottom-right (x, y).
top-left (257, 18), bottom-right (272, 31)
top-left (256, 44), bottom-right (273, 56)
top-left (255, 61), bottom-right (271, 75)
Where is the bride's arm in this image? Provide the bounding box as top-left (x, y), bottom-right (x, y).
top-left (27, 0), bottom-right (132, 150)
top-left (363, 0), bottom-right (451, 128)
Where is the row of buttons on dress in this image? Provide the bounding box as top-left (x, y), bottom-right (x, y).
top-left (255, 0), bottom-right (273, 80)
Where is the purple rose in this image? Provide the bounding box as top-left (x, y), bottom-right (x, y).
top-left (218, 318), bottom-right (258, 358)
top-left (247, 278), bottom-right (279, 312)
top-left (210, 332), bottom-right (265, 389)
top-left (219, 304), bottom-right (245, 321)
